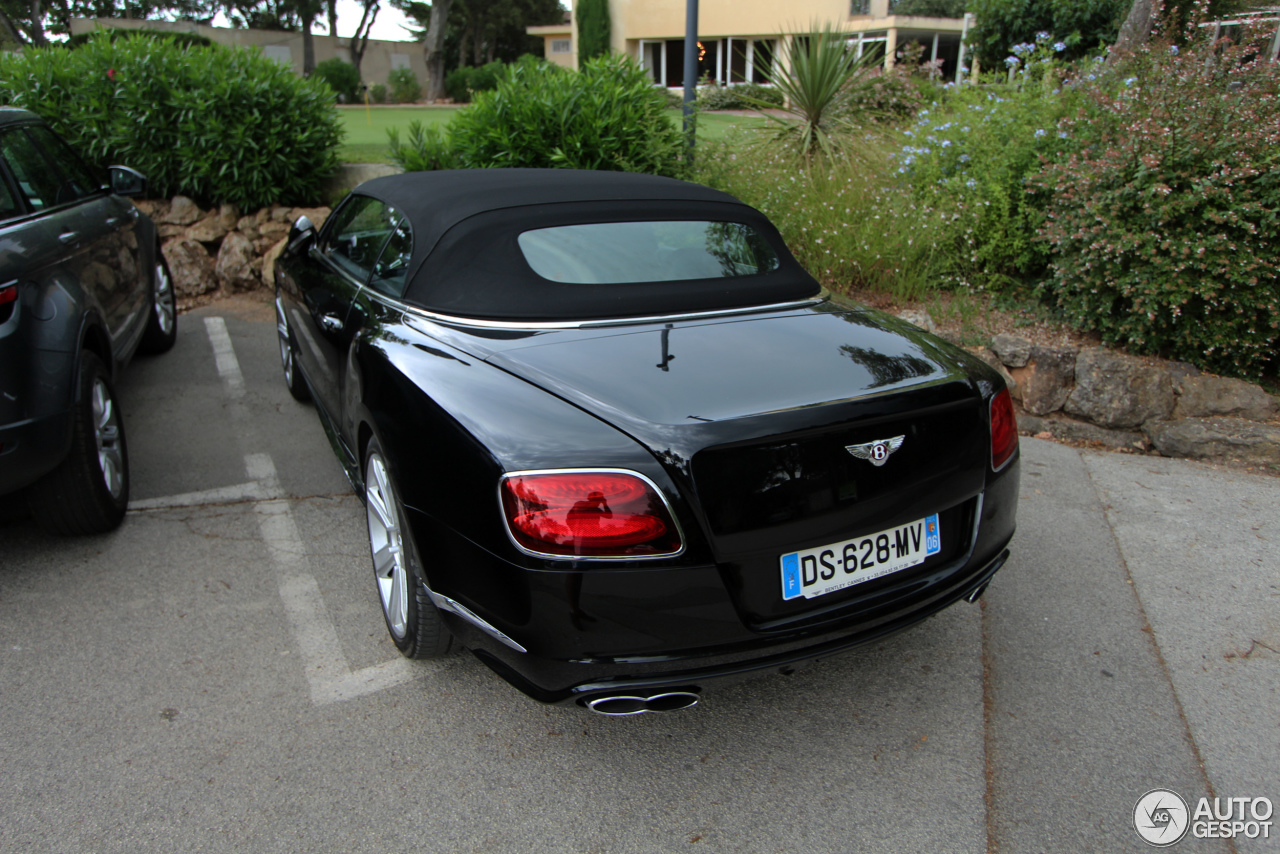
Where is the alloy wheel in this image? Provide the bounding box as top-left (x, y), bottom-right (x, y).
top-left (92, 377), bottom-right (125, 499)
top-left (366, 452), bottom-right (409, 638)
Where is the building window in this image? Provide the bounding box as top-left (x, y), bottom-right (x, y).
top-left (391, 53), bottom-right (410, 70)
top-left (851, 0), bottom-right (871, 15)
top-left (262, 45), bottom-right (292, 66)
top-left (550, 38), bottom-right (571, 54)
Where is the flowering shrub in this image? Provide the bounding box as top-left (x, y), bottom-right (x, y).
top-left (893, 36), bottom-right (1077, 290)
top-left (1036, 25), bottom-right (1280, 377)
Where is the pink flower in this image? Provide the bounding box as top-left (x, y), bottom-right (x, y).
top-left (107, 68), bottom-right (115, 81)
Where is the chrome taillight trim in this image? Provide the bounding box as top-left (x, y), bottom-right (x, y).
top-left (497, 467), bottom-right (687, 562)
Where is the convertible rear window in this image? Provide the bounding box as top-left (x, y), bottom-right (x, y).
top-left (517, 221), bottom-right (780, 284)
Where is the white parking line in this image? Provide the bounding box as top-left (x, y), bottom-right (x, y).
top-left (196, 318), bottom-right (423, 705)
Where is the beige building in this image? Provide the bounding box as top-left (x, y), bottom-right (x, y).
top-left (70, 17), bottom-right (429, 91)
top-left (529, 0), bottom-right (969, 84)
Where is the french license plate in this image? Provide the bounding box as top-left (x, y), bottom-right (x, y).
top-left (780, 514), bottom-right (941, 601)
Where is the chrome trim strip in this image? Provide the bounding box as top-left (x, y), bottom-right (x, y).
top-left (497, 467), bottom-right (687, 562)
top-left (424, 587), bottom-right (528, 653)
top-left (402, 295), bottom-right (828, 332)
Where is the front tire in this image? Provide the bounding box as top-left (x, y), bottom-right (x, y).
top-left (364, 438), bottom-right (454, 659)
top-left (27, 351), bottom-right (129, 535)
top-left (138, 254), bottom-right (177, 355)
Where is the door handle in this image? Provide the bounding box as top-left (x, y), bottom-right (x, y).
top-left (58, 231), bottom-right (80, 245)
top-left (320, 313), bottom-right (344, 332)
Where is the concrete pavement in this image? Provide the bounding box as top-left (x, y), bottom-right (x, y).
top-left (0, 300), bottom-right (1275, 852)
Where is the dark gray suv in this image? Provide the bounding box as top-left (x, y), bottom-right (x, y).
top-left (0, 107), bottom-right (175, 534)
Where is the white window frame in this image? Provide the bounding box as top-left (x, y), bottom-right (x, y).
top-left (639, 39), bottom-right (666, 86)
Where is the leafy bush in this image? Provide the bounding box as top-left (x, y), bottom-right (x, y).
top-left (370, 83), bottom-right (388, 103)
top-left (444, 54), bottom-right (685, 174)
top-left (388, 67), bottom-right (422, 103)
top-left (314, 57), bottom-right (362, 102)
top-left (965, 0), bottom-right (1128, 69)
top-left (445, 60), bottom-right (505, 103)
top-left (0, 34), bottom-right (341, 209)
top-left (697, 80), bottom-right (784, 110)
top-left (1036, 29), bottom-right (1280, 377)
top-left (387, 121), bottom-right (459, 171)
top-left (65, 28), bottom-right (213, 50)
top-left (892, 37), bottom-right (1078, 290)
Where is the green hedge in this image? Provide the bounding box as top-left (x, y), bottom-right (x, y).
top-left (445, 60), bottom-right (505, 103)
top-left (444, 55), bottom-right (685, 175)
top-left (314, 57), bottom-right (362, 102)
top-left (0, 34), bottom-right (341, 210)
top-left (64, 28), bottom-right (213, 50)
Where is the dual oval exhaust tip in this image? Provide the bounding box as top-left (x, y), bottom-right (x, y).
top-left (584, 690), bottom-right (700, 716)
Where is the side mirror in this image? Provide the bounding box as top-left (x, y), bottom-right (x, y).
top-left (286, 215), bottom-right (316, 256)
top-left (108, 165), bottom-right (147, 198)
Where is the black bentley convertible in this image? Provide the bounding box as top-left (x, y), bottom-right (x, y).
top-left (274, 170), bottom-right (1019, 715)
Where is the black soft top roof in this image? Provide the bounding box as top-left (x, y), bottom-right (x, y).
top-left (352, 169), bottom-right (821, 322)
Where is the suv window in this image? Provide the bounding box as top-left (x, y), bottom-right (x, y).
top-left (0, 126), bottom-right (101, 212)
top-left (321, 195), bottom-right (400, 282)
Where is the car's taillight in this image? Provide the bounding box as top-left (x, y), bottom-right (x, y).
top-left (990, 387), bottom-right (1018, 470)
top-left (499, 470), bottom-right (683, 559)
top-left (0, 282), bottom-right (16, 324)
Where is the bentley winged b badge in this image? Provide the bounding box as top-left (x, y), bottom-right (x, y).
top-left (846, 435), bottom-right (905, 467)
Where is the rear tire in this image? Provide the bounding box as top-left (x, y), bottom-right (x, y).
top-left (276, 294), bottom-right (310, 402)
top-left (27, 351), bottom-right (129, 535)
top-left (138, 254), bottom-right (177, 355)
top-left (364, 438), bottom-right (454, 659)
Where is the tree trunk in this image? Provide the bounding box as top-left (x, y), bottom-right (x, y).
top-left (303, 21), bottom-right (316, 74)
top-left (458, 24), bottom-right (470, 68)
top-left (423, 0), bottom-right (454, 102)
top-left (1112, 0), bottom-right (1157, 59)
top-left (351, 4), bottom-right (379, 77)
top-left (27, 0), bottom-right (46, 46)
top-left (0, 8), bottom-right (25, 47)
top-left (326, 0), bottom-right (338, 40)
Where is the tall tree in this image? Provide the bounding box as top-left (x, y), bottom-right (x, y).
top-left (347, 0), bottom-right (380, 76)
top-left (422, 0), bottom-right (453, 101)
top-left (575, 0), bottom-right (608, 61)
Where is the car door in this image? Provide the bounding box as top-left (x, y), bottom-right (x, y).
top-left (291, 195), bottom-right (399, 421)
top-left (27, 124), bottom-right (146, 355)
top-left (0, 124), bottom-right (135, 358)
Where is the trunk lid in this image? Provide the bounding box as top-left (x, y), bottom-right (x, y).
top-left (486, 305), bottom-right (994, 627)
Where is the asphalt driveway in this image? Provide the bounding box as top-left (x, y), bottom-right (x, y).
top-left (1, 299), bottom-right (1275, 853)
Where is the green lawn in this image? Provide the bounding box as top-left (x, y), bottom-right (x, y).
top-left (335, 104), bottom-right (772, 164)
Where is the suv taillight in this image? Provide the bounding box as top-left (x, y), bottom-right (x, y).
top-left (990, 387), bottom-right (1018, 470)
top-left (499, 470), bottom-right (683, 559)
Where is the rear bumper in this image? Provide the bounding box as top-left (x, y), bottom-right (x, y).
top-left (0, 410), bottom-right (72, 496)
top-left (455, 545), bottom-right (1010, 707)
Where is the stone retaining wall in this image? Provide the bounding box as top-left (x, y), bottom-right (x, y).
top-left (135, 196), bottom-right (331, 300)
top-left (978, 332), bottom-right (1280, 466)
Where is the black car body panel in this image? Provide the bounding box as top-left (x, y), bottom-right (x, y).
top-left (275, 169), bottom-right (1019, 708)
top-left (0, 107), bottom-right (159, 499)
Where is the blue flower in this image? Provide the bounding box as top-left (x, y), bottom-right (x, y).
top-left (965, 179), bottom-right (977, 189)
top-left (1058, 131), bottom-right (1068, 139)
top-left (959, 154), bottom-right (970, 163)
top-left (1035, 31), bottom-right (1051, 43)
top-left (1034, 129), bottom-right (1046, 138)
top-left (940, 139), bottom-right (951, 148)
top-left (1005, 56), bottom-right (1020, 67)
top-left (1169, 45), bottom-right (1179, 55)
top-left (1124, 77), bottom-right (1137, 86)
top-left (1053, 41), bottom-right (1066, 53)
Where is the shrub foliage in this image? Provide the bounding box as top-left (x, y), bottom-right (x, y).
top-left (314, 57), bottom-right (362, 102)
top-left (575, 0), bottom-right (610, 62)
top-left (1037, 30), bottom-right (1280, 377)
top-left (388, 67), bottom-right (422, 103)
top-left (445, 60), bottom-right (505, 103)
top-left (0, 34), bottom-right (341, 210)
top-left (393, 55), bottom-right (685, 176)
